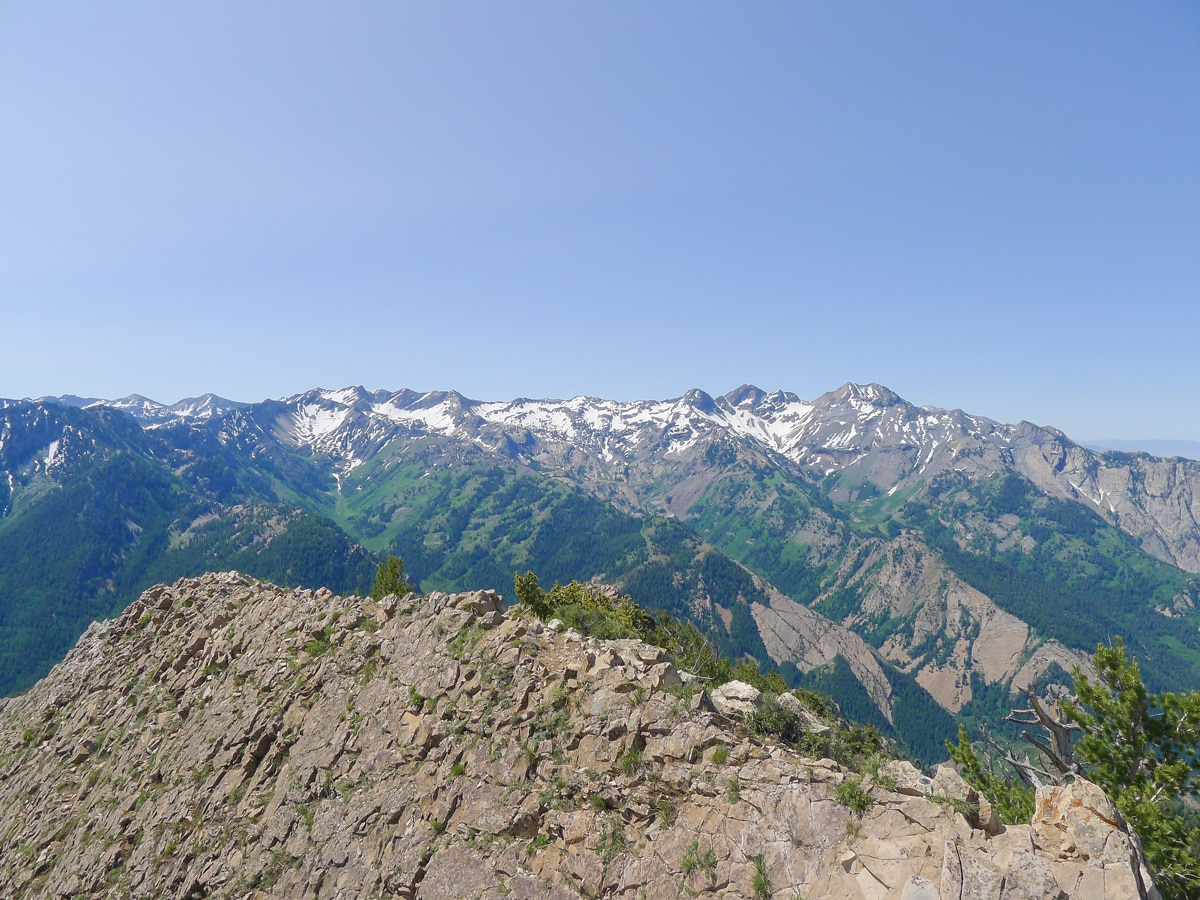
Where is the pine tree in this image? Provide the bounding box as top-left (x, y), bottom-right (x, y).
top-left (1061, 640), bottom-right (1200, 898)
top-left (950, 639), bottom-right (1200, 899)
top-left (371, 556), bottom-right (409, 600)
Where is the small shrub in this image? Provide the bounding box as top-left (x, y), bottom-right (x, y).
top-left (303, 636), bottom-right (331, 656)
top-left (449, 762), bottom-right (466, 779)
top-left (655, 796), bottom-right (676, 825)
top-left (863, 753), bottom-right (897, 791)
top-left (835, 775), bottom-right (872, 816)
top-left (751, 852), bottom-right (771, 900)
top-left (617, 747), bottom-right (643, 776)
top-left (726, 776), bottom-right (741, 804)
top-left (791, 687), bottom-right (836, 722)
top-left (665, 680), bottom-right (699, 705)
top-left (192, 762), bottom-right (214, 786)
top-left (355, 657), bottom-right (374, 686)
top-left (747, 693), bottom-right (804, 743)
top-left (594, 818), bottom-right (627, 865)
top-left (449, 623), bottom-right (485, 659)
top-left (929, 792), bottom-right (981, 822)
top-left (513, 573), bottom-right (652, 640)
top-left (681, 839), bottom-right (718, 883)
top-left (712, 744), bottom-right (730, 765)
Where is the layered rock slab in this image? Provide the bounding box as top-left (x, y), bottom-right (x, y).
top-left (0, 573), bottom-right (1156, 898)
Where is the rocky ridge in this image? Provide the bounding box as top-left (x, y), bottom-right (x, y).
top-left (0, 573), bottom-right (1157, 898)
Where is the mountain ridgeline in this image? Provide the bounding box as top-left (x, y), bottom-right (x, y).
top-left (2, 384), bottom-right (1199, 760)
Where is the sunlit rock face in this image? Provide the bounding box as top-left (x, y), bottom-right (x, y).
top-left (0, 573), bottom-right (1157, 898)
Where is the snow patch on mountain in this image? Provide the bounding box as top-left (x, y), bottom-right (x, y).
top-left (92, 395), bottom-right (166, 418)
top-left (291, 403), bottom-right (350, 443)
top-left (82, 393), bottom-right (245, 426)
top-left (320, 388), bottom-right (363, 407)
top-left (371, 397), bottom-right (460, 434)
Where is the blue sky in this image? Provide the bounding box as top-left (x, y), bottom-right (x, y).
top-left (2, 3), bottom-right (1197, 442)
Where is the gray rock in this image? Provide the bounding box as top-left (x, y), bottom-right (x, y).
top-left (0, 574), bottom-right (1159, 899)
top-left (709, 680), bottom-right (762, 717)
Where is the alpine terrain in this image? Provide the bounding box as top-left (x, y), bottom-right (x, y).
top-left (0, 572), bottom-right (1160, 898)
top-left (2, 383), bottom-right (1198, 761)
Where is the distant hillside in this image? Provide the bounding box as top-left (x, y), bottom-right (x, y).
top-left (1084, 438), bottom-right (1200, 461)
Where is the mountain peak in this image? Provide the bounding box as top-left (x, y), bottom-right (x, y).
top-left (722, 384), bottom-right (766, 407)
top-left (827, 382), bottom-right (904, 407)
top-left (102, 393), bottom-right (164, 410)
top-left (38, 394), bottom-right (101, 408)
top-left (680, 388), bottom-right (718, 413)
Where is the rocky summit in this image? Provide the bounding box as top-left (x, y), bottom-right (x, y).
top-left (0, 573), bottom-right (1159, 899)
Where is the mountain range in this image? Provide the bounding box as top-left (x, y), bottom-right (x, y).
top-left (3, 382), bottom-right (1198, 761)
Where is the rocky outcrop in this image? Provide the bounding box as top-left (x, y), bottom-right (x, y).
top-left (1011, 433), bottom-right (1200, 575)
top-left (0, 573), bottom-right (1157, 898)
top-left (755, 532), bottom-right (1092, 717)
top-left (709, 680), bottom-right (762, 717)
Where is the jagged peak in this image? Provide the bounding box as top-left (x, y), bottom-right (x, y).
top-left (822, 381), bottom-right (905, 408)
top-left (722, 384), bottom-right (766, 407)
top-left (679, 387), bottom-right (717, 414)
top-left (163, 393), bottom-right (246, 418)
top-left (720, 385), bottom-right (807, 414)
top-left (306, 386), bottom-right (369, 407)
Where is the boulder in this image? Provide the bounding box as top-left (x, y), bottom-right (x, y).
top-left (1033, 778), bottom-right (1161, 900)
top-left (709, 680), bottom-right (762, 717)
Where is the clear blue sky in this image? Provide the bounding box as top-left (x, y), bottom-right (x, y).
top-left (2, 2), bottom-right (1197, 441)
